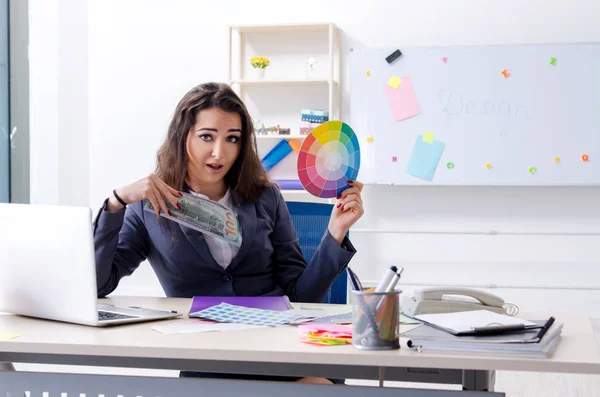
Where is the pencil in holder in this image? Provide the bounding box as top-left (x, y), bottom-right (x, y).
top-left (351, 289), bottom-right (401, 350)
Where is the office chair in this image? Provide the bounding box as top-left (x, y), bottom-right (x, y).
top-left (285, 201), bottom-right (348, 304)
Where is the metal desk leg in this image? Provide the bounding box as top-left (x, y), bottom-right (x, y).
top-left (462, 370), bottom-right (495, 391)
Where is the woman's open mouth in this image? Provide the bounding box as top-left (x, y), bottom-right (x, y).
top-left (206, 163), bottom-right (224, 174)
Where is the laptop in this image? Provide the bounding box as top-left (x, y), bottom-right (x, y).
top-left (0, 203), bottom-right (180, 326)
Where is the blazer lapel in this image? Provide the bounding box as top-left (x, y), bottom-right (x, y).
top-left (178, 223), bottom-right (222, 271)
top-left (227, 192), bottom-right (257, 271)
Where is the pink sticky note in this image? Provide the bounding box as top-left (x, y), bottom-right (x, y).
top-left (383, 76), bottom-right (422, 121)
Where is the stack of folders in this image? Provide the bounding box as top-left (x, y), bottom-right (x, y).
top-left (400, 310), bottom-right (562, 358)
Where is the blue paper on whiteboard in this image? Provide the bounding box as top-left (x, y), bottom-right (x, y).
top-left (405, 135), bottom-right (446, 181)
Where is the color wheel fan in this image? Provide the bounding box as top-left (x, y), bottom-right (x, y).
top-left (297, 121), bottom-right (361, 198)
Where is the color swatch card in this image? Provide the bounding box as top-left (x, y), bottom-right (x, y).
top-left (191, 303), bottom-right (304, 327)
top-left (405, 133), bottom-right (446, 181)
top-left (297, 121), bottom-right (361, 198)
top-left (383, 76), bottom-right (422, 121)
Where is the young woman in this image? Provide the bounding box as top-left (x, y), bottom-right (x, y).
top-left (93, 82), bottom-right (364, 384)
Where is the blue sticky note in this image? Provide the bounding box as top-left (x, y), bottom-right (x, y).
top-left (405, 135), bottom-right (446, 181)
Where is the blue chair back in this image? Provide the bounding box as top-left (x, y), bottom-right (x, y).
top-left (285, 201), bottom-right (347, 304)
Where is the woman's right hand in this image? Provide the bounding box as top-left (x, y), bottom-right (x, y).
top-left (106, 174), bottom-right (182, 215)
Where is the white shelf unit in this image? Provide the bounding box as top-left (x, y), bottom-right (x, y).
top-left (256, 134), bottom-right (308, 140)
top-left (228, 23), bottom-right (341, 204)
top-left (230, 78), bottom-right (330, 87)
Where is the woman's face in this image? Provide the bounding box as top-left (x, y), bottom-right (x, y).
top-left (186, 107), bottom-right (243, 187)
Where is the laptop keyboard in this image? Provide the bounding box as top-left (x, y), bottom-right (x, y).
top-left (98, 310), bottom-right (138, 321)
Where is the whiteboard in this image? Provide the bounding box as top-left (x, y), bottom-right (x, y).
top-left (348, 43), bottom-right (600, 185)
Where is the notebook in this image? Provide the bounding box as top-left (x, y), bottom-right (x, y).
top-left (400, 319), bottom-right (563, 358)
top-left (188, 296), bottom-right (293, 317)
top-left (413, 310), bottom-right (537, 336)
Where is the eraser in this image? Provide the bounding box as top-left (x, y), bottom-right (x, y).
top-left (386, 49), bottom-right (402, 64)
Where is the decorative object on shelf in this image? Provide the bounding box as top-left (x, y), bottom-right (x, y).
top-left (250, 56), bottom-right (270, 80)
top-left (255, 120), bottom-right (269, 135)
top-left (305, 56), bottom-right (317, 79)
top-left (297, 121), bottom-right (361, 198)
top-left (273, 179), bottom-right (304, 190)
top-left (300, 121), bottom-right (322, 135)
top-left (301, 109), bottom-right (329, 123)
top-left (257, 124), bottom-right (292, 136)
top-left (261, 139), bottom-right (301, 172)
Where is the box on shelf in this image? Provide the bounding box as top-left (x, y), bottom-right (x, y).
top-left (301, 109), bottom-right (329, 123)
top-left (299, 121), bottom-right (323, 135)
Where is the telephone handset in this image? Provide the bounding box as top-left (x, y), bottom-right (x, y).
top-left (401, 287), bottom-right (518, 317)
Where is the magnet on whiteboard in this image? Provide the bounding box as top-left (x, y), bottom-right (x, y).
top-left (554, 157), bottom-right (561, 163)
top-left (528, 166), bottom-right (537, 175)
top-left (485, 163), bottom-right (493, 169)
top-left (582, 154), bottom-right (589, 162)
top-left (446, 162), bottom-right (454, 169)
top-left (366, 136), bottom-right (374, 143)
top-left (366, 70), bottom-right (371, 77)
top-left (392, 156), bottom-right (397, 162)
top-left (501, 69), bottom-right (510, 78)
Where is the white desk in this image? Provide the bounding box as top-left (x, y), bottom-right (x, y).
top-left (1, 296), bottom-right (599, 396)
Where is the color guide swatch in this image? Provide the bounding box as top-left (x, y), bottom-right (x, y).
top-left (297, 121), bottom-right (361, 198)
top-left (191, 303), bottom-right (303, 327)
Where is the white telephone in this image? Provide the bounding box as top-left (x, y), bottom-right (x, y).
top-left (401, 287), bottom-right (516, 317)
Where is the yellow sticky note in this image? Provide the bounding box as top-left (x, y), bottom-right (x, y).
top-left (366, 136), bottom-right (374, 143)
top-left (422, 132), bottom-right (434, 143)
top-left (387, 76), bottom-right (402, 89)
top-left (0, 333), bottom-right (21, 340)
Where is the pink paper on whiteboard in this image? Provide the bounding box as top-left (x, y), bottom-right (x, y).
top-left (382, 76), bottom-right (422, 121)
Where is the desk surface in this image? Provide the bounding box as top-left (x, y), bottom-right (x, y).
top-left (0, 296), bottom-right (599, 375)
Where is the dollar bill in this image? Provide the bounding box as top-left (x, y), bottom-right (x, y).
top-left (143, 191), bottom-right (242, 247)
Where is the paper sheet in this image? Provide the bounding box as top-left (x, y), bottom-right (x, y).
top-left (152, 320), bottom-right (264, 335)
top-left (405, 134), bottom-right (446, 181)
top-left (387, 76), bottom-right (402, 89)
top-left (422, 132), bottom-right (435, 143)
top-left (383, 76), bottom-right (421, 121)
top-left (400, 314), bottom-right (421, 324)
top-left (288, 309), bottom-right (330, 318)
top-left (414, 310), bottom-right (535, 334)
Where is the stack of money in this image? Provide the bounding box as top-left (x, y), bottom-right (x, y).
top-left (144, 192), bottom-right (242, 247)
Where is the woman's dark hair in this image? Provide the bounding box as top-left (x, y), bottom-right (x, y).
top-left (155, 82), bottom-right (271, 202)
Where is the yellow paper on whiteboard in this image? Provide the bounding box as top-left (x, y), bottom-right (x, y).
top-left (387, 76), bottom-right (402, 89)
top-left (423, 132), bottom-right (435, 143)
top-left (0, 333), bottom-right (21, 340)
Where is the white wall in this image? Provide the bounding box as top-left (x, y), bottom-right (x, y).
top-left (29, 0), bottom-right (89, 206)
top-left (30, 0), bottom-right (600, 312)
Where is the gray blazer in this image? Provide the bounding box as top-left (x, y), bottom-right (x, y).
top-left (93, 185), bottom-right (356, 302)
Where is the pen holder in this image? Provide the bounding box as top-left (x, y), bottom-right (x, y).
top-left (351, 289), bottom-right (401, 350)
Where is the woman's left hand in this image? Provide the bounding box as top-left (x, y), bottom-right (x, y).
top-left (327, 180), bottom-right (365, 245)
